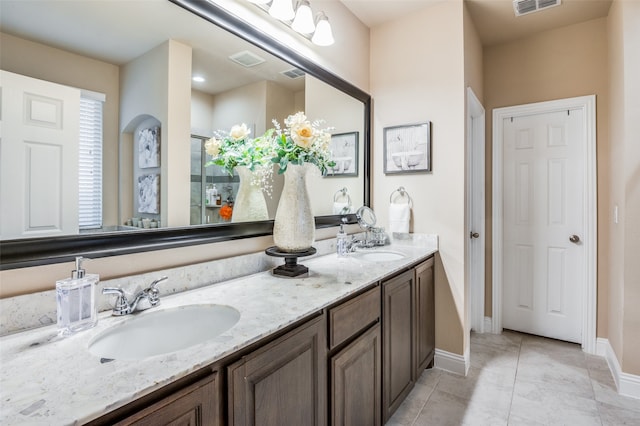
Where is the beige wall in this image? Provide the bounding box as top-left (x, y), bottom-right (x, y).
top-left (0, 32), bottom-right (120, 228)
top-left (483, 18), bottom-right (610, 336)
top-left (306, 76), bottom-right (366, 216)
top-left (370, 0), bottom-right (467, 356)
top-left (607, 0), bottom-right (640, 376)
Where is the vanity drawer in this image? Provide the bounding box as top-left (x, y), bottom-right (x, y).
top-left (328, 285), bottom-right (380, 350)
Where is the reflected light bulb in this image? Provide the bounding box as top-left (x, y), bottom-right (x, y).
top-left (269, 0), bottom-right (295, 21)
top-left (291, 0), bottom-right (315, 34)
top-left (311, 12), bottom-right (334, 46)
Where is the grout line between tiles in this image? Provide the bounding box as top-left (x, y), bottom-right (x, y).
top-left (409, 369), bottom-right (441, 426)
top-left (505, 335), bottom-right (522, 425)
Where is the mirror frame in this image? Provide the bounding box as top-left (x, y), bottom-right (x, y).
top-left (0, 0), bottom-right (371, 270)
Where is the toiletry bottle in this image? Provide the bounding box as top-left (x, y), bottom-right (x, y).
top-left (212, 184), bottom-right (221, 206)
top-left (56, 257), bottom-right (99, 336)
top-left (205, 184), bottom-right (212, 205)
top-left (336, 222), bottom-right (348, 257)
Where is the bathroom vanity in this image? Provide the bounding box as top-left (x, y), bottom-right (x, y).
top-left (0, 238), bottom-right (436, 425)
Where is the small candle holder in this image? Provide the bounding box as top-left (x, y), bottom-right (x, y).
top-left (265, 246), bottom-right (317, 278)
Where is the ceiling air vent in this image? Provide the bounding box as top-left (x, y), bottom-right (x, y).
top-left (513, 0), bottom-right (561, 16)
top-left (229, 50), bottom-right (265, 68)
top-left (281, 68), bottom-right (305, 79)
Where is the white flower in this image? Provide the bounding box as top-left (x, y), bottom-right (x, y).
top-left (317, 131), bottom-right (331, 151)
top-left (291, 122), bottom-right (315, 149)
top-left (204, 138), bottom-right (221, 157)
top-left (229, 123), bottom-right (251, 141)
top-left (284, 111), bottom-right (308, 128)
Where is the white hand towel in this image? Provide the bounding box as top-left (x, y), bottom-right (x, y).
top-left (389, 203), bottom-right (410, 233)
top-left (333, 202), bottom-right (351, 215)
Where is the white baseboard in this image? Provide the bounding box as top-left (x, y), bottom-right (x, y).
top-left (434, 348), bottom-right (469, 376)
top-left (484, 316), bottom-right (492, 333)
top-left (597, 338), bottom-right (640, 400)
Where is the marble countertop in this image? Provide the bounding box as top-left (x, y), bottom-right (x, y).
top-left (0, 239), bottom-right (436, 425)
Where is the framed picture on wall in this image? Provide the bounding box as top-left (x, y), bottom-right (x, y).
top-left (138, 174), bottom-right (159, 214)
top-left (327, 131), bottom-right (359, 177)
top-left (138, 126), bottom-right (160, 168)
top-left (383, 122), bottom-right (431, 174)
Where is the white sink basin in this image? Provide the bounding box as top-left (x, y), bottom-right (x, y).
top-left (355, 250), bottom-right (406, 262)
top-left (88, 304), bottom-right (240, 360)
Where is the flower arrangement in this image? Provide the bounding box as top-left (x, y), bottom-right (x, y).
top-left (271, 112), bottom-right (335, 175)
top-left (205, 123), bottom-right (274, 195)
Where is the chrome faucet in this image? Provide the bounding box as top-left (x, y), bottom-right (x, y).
top-left (102, 276), bottom-right (168, 316)
top-left (346, 236), bottom-right (374, 252)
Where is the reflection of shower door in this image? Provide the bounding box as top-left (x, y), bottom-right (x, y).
top-left (190, 135), bottom-right (240, 225)
top-left (190, 135), bottom-right (207, 225)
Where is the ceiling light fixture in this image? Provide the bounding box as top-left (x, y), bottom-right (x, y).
top-left (291, 0), bottom-right (315, 35)
top-left (192, 75), bottom-right (206, 82)
top-left (311, 12), bottom-right (334, 46)
top-left (269, 0), bottom-right (295, 21)
top-left (246, 0), bottom-right (334, 46)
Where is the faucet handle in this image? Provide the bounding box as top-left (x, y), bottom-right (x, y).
top-left (147, 276), bottom-right (168, 306)
top-left (102, 287), bottom-right (131, 316)
top-left (148, 276), bottom-right (168, 290)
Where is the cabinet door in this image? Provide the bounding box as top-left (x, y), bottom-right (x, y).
top-left (113, 373), bottom-right (220, 426)
top-left (228, 315), bottom-right (327, 426)
top-left (382, 269), bottom-right (414, 422)
top-left (331, 323), bottom-right (381, 426)
top-left (415, 257), bottom-right (435, 376)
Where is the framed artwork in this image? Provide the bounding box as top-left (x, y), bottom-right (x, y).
top-left (327, 131), bottom-right (359, 177)
top-left (383, 122), bottom-right (431, 174)
top-left (138, 126), bottom-right (160, 168)
top-left (138, 174), bottom-right (159, 214)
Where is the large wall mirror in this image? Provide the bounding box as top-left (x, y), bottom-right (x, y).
top-left (0, 0), bottom-right (370, 269)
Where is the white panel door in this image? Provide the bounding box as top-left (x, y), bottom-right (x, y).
top-left (0, 70), bottom-right (80, 239)
top-left (502, 109), bottom-right (585, 343)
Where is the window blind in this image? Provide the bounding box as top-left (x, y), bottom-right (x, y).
top-left (78, 90), bottom-right (104, 229)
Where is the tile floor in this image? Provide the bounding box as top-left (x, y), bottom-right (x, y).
top-left (388, 331), bottom-right (640, 425)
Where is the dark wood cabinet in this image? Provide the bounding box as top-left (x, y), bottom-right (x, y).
top-left (382, 269), bottom-right (415, 422)
top-left (112, 373), bottom-right (221, 426)
top-left (228, 315), bottom-right (327, 426)
top-left (328, 286), bottom-right (382, 426)
top-left (414, 257), bottom-right (435, 377)
top-left (90, 255), bottom-right (435, 426)
top-left (331, 322), bottom-right (382, 426)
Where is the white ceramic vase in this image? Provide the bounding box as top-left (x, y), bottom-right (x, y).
top-left (273, 163), bottom-right (315, 252)
top-left (231, 166), bottom-right (269, 223)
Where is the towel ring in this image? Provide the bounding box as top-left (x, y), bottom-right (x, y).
top-left (333, 187), bottom-right (352, 205)
top-left (390, 186), bottom-right (413, 207)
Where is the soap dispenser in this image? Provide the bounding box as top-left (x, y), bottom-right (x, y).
top-left (55, 256), bottom-right (99, 336)
top-left (336, 219), bottom-right (349, 257)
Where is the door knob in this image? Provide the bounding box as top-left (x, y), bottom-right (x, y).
top-left (470, 232), bottom-right (480, 239)
top-left (569, 235), bottom-right (580, 243)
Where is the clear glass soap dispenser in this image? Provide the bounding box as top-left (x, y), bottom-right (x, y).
top-left (336, 220), bottom-right (348, 257)
top-left (56, 256), bottom-right (99, 336)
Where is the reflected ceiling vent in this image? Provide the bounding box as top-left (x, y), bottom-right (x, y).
top-left (513, 0), bottom-right (561, 16)
top-left (229, 50), bottom-right (265, 67)
top-left (281, 68), bottom-right (305, 79)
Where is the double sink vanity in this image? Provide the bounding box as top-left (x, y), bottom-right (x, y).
top-left (0, 236), bottom-right (437, 425)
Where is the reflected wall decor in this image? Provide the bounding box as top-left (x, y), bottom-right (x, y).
top-left (138, 127), bottom-right (160, 169)
top-left (383, 122), bottom-right (431, 174)
top-left (327, 132), bottom-right (358, 176)
top-left (138, 174), bottom-right (160, 214)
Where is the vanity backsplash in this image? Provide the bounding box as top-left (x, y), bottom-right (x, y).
top-left (0, 237), bottom-right (342, 336)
